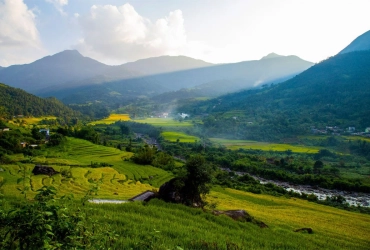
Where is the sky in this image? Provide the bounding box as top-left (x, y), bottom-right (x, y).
top-left (0, 0), bottom-right (370, 66)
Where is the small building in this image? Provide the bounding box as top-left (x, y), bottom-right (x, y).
top-left (20, 142), bottom-right (27, 148)
top-left (128, 190), bottom-right (156, 202)
top-left (365, 127), bottom-right (370, 133)
top-left (348, 127), bottom-right (356, 132)
top-left (1, 127), bottom-right (10, 132)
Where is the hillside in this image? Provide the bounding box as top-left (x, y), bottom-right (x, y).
top-left (180, 50), bottom-right (370, 141)
top-left (339, 30), bottom-right (370, 54)
top-left (0, 83), bottom-right (79, 118)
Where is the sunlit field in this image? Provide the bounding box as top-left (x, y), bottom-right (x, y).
top-left (133, 117), bottom-right (193, 128)
top-left (161, 131), bottom-right (200, 143)
top-left (89, 114), bottom-right (130, 125)
top-left (0, 137), bottom-right (173, 199)
top-left (210, 138), bottom-right (321, 153)
top-left (10, 116), bottom-right (57, 125)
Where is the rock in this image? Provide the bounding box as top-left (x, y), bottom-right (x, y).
top-left (32, 165), bottom-right (59, 176)
top-left (213, 209), bottom-right (268, 228)
top-left (294, 228), bottom-right (313, 234)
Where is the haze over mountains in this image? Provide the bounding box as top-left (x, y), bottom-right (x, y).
top-left (0, 50), bottom-right (313, 105)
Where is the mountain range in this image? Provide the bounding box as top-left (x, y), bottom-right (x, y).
top-left (0, 50), bottom-right (313, 105)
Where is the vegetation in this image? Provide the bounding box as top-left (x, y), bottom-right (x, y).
top-left (0, 83), bottom-right (80, 119)
top-left (179, 51), bottom-right (370, 142)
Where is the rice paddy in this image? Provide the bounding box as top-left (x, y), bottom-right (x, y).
top-left (133, 117), bottom-right (193, 128)
top-left (161, 131), bottom-right (200, 143)
top-left (0, 137), bottom-right (173, 199)
top-left (210, 138), bottom-right (321, 153)
top-left (89, 114), bottom-right (130, 125)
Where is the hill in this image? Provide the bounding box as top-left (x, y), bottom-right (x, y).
top-left (339, 30), bottom-right (370, 54)
top-left (0, 83), bottom-right (79, 118)
top-left (120, 55), bottom-right (214, 76)
top-left (180, 50), bottom-right (370, 141)
top-left (146, 53), bottom-right (313, 92)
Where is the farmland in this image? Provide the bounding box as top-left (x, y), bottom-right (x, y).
top-left (133, 117), bottom-right (193, 129)
top-left (210, 138), bottom-right (321, 153)
top-left (161, 131), bottom-right (200, 143)
top-left (89, 114), bottom-right (130, 125)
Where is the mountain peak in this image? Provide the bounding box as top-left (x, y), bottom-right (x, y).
top-left (339, 30), bottom-right (370, 54)
top-left (260, 53), bottom-right (284, 60)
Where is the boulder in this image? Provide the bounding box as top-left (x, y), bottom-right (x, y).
top-left (32, 165), bottom-right (59, 176)
top-left (213, 209), bottom-right (268, 228)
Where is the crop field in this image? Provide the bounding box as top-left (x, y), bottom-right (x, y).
top-left (0, 137), bottom-right (173, 199)
top-left (69, 186), bottom-right (370, 249)
top-left (89, 113), bottom-right (130, 125)
top-left (161, 131), bottom-right (200, 143)
top-left (9, 116), bottom-right (57, 125)
top-left (133, 118), bottom-right (193, 128)
top-left (210, 138), bottom-right (321, 153)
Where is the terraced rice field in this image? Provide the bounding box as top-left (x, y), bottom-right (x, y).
top-left (210, 138), bottom-right (321, 153)
top-left (161, 131), bottom-right (200, 143)
top-left (0, 137), bottom-right (173, 199)
top-left (89, 114), bottom-right (130, 125)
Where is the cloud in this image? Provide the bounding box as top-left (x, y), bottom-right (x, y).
top-left (75, 3), bottom-right (209, 64)
top-left (45, 0), bottom-right (68, 15)
top-left (0, 0), bottom-right (44, 66)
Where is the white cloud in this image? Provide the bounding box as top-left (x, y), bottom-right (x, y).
top-left (46, 0), bottom-right (68, 15)
top-left (75, 3), bottom-right (210, 64)
top-left (0, 0), bottom-right (44, 66)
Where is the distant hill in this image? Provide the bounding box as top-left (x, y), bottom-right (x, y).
top-left (120, 55), bottom-right (214, 76)
top-left (145, 53), bottom-right (313, 92)
top-left (180, 51), bottom-right (370, 141)
top-left (0, 83), bottom-right (80, 118)
top-left (0, 50), bottom-right (137, 93)
top-left (339, 30), bottom-right (370, 54)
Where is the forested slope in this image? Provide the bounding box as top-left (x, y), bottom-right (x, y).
top-left (0, 83), bottom-right (80, 118)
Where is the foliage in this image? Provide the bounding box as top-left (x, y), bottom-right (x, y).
top-left (0, 83), bottom-right (80, 119)
top-left (0, 186), bottom-right (117, 249)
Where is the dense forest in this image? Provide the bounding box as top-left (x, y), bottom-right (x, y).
top-left (0, 83), bottom-right (80, 119)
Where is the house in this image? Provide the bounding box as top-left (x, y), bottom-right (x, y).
top-left (365, 127), bottom-right (370, 133)
top-left (128, 190), bottom-right (156, 202)
top-left (20, 142), bottom-right (27, 148)
top-left (348, 127), bottom-right (356, 132)
top-left (1, 127), bottom-right (10, 132)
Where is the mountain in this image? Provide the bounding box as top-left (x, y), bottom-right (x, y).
top-left (0, 50), bottom-right (312, 106)
top-left (180, 50), bottom-right (370, 141)
top-left (120, 55), bottom-right (214, 76)
top-left (0, 83), bottom-right (80, 118)
top-left (145, 54), bottom-right (313, 92)
top-left (339, 30), bottom-right (370, 54)
top-left (0, 50), bottom-right (136, 93)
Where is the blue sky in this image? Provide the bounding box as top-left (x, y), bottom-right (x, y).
top-left (1, 0), bottom-right (370, 66)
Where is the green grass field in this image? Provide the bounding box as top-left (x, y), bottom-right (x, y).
top-left (89, 114), bottom-right (130, 125)
top-left (161, 131), bottom-right (200, 143)
top-left (64, 186), bottom-right (370, 249)
top-left (210, 138), bottom-right (321, 153)
top-left (133, 118), bottom-right (193, 128)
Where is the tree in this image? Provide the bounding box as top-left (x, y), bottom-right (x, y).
top-left (182, 154), bottom-right (214, 206)
top-left (131, 145), bottom-right (156, 165)
top-left (313, 160), bottom-right (324, 174)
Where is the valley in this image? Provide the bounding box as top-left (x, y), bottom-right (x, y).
top-left (1, 21), bottom-right (370, 249)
